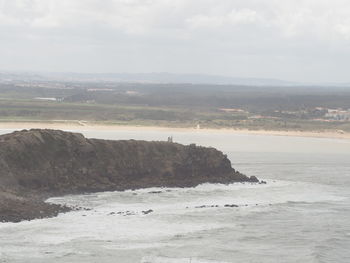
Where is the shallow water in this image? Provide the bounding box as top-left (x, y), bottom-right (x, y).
top-left (0, 129), bottom-right (349, 263)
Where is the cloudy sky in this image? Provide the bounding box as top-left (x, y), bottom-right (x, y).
top-left (1, 0), bottom-right (350, 82)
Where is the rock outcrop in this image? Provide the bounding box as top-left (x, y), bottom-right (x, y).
top-left (0, 129), bottom-right (258, 222)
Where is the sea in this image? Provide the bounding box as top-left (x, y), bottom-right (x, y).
top-left (0, 129), bottom-right (349, 263)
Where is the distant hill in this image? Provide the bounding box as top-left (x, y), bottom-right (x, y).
top-left (2, 71), bottom-right (350, 87)
top-left (50, 72), bottom-right (297, 86)
top-left (0, 71), bottom-right (297, 86)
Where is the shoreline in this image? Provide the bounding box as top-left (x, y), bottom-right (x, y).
top-left (0, 121), bottom-right (349, 139)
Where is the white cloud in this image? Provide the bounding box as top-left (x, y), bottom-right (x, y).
top-left (335, 24), bottom-right (350, 39)
top-left (228, 9), bottom-right (257, 24)
top-left (1, 0), bottom-right (349, 40)
top-left (2, 0), bottom-right (350, 82)
top-left (187, 8), bottom-right (258, 29)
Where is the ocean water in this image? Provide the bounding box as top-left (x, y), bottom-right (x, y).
top-left (0, 129), bottom-right (349, 263)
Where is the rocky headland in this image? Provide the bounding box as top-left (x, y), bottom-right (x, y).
top-left (0, 129), bottom-right (258, 222)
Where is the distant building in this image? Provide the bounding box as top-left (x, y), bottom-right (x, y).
top-left (34, 97), bottom-right (61, 101)
top-left (325, 109), bottom-right (350, 121)
top-left (87, 88), bottom-right (113, 92)
top-left (125, 90), bottom-right (141, 96)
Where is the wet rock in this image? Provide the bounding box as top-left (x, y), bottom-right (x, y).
top-left (142, 209), bottom-right (153, 215)
top-left (124, 211), bottom-right (136, 216)
top-left (224, 204), bottom-right (239, 208)
top-left (194, 205), bottom-right (220, 209)
top-left (248, 176), bottom-right (259, 182)
top-left (195, 205), bottom-right (207, 209)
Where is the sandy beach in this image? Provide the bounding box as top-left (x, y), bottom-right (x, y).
top-left (0, 121), bottom-right (349, 140)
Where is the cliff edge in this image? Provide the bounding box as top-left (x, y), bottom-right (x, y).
top-left (0, 129), bottom-right (258, 222)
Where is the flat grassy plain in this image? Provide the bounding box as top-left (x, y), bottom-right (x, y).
top-left (0, 81), bottom-right (349, 133)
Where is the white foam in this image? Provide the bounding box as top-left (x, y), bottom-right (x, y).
top-left (141, 256), bottom-right (231, 263)
top-left (19, 180), bottom-right (340, 248)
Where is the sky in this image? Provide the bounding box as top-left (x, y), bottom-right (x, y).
top-left (1, 0), bottom-right (350, 83)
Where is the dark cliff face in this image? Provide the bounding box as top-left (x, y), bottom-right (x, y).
top-left (0, 129), bottom-right (257, 222)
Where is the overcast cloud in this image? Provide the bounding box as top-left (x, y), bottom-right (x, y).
top-left (1, 0), bottom-right (350, 82)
